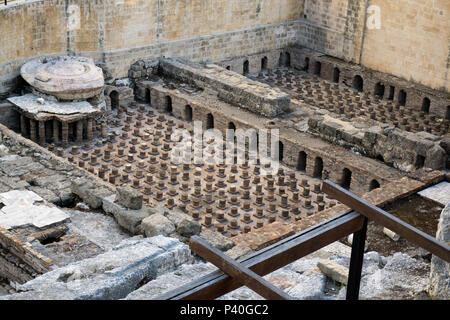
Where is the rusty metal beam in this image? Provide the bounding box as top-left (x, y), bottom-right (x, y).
top-left (190, 236), bottom-right (292, 300)
top-left (156, 211), bottom-right (364, 300)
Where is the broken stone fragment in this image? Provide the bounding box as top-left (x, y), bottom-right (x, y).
top-left (287, 271), bottom-right (327, 300)
top-left (383, 227), bottom-right (400, 241)
top-left (0, 190), bottom-right (70, 230)
top-left (116, 186), bottom-right (143, 210)
top-left (425, 145), bottom-right (446, 170)
top-left (141, 214), bottom-right (176, 237)
top-left (317, 259), bottom-right (349, 285)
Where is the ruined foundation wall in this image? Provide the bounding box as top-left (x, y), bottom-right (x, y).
top-left (0, 228), bottom-right (52, 284)
top-left (289, 46), bottom-right (450, 119)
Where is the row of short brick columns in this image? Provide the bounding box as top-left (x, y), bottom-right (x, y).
top-left (87, 118), bottom-right (94, 140)
top-left (76, 120), bottom-right (83, 142)
top-left (19, 115), bottom-right (94, 146)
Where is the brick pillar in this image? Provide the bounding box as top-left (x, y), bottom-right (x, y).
top-left (62, 121), bottom-right (69, 147)
top-left (53, 119), bottom-right (59, 143)
top-left (29, 119), bottom-right (37, 142)
top-left (87, 118), bottom-right (93, 140)
top-left (38, 121), bottom-right (45, 145)
top-left (20, 115), bottom-right (27, 137)
top-left (101, 122), bottom-right (108, 138)
top-left (76, 120), bottom-right (83, 142)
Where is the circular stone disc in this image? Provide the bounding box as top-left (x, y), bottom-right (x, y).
top-left (21, 56), bottom-right (105, 100)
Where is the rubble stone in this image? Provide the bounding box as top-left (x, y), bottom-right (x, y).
top-left (163, 208), bottom-right (202, 237)
top-left (142, 214), bottom-right (176, 237)
top-left (116, 186), bottom-right (143, 210)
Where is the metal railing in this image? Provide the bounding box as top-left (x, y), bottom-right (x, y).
top-left (157, 180), bottom-right (450, 300)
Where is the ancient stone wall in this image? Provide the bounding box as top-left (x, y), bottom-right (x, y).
top-left (0, 0), bottom-right (304, 97)
top-left (360, 0), bottom-right (450, 92)
top-left (307, 114), bottom-right (447, 172)
top-left (296, 0), bottom-right (366, 63)
top-left (296, 0), bottom-right (450, 92)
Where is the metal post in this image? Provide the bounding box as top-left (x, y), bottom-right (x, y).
top-left (346, 216), bottom-right (368, 300)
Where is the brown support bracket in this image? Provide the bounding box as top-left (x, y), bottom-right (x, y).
top-left (190, 236), bottom-right (292, 300)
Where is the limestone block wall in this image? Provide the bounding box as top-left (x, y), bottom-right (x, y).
top-left (0, 0), bottom-right (304, 97)
top-left (296, 0), bottom-right (367, 63)
top-left (290, 47), bottom-right (450, 119)
top-left (0, 0), bottom-right (448, 97)
top-left (360, 0), bottom-right (450, 92)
